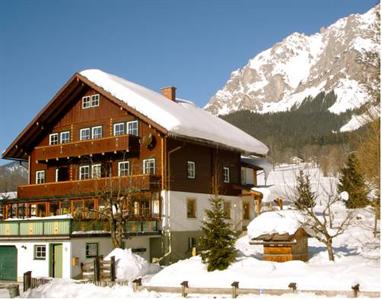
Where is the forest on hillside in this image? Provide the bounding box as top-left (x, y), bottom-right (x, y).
top-left (222, 92), bottom-right (365, 175)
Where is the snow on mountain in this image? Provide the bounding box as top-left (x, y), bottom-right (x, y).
top-left (205, 5), bottom-right (380, 117)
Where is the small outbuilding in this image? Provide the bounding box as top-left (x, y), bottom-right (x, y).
top-left (247, 210), bottom-right (310, 262)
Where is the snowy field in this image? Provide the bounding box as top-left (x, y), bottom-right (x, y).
top-left (16, 164), bottom-right (380, 299)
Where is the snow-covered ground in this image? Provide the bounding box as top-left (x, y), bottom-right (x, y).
top-left (18, 164), bottom-right (380, 298)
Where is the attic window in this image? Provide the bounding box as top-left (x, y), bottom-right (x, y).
top-left (49, 133), bottom-right (59, 145)
top-left (82, 94), bottom-right (100, 109)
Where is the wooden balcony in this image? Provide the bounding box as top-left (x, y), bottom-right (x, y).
top-left (17, 175), bottom-right (161, 199)
top-left (34, 135), bottom-right (139, 161)
top-left (0, 218), bottom-right (161, 238)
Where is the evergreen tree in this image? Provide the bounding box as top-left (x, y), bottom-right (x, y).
top-left (294, 170), bottom-right (316, 209)
top-left (198, 197), bottom-right (237, 271)
top-left (338, 153), bottom-right (369, 208)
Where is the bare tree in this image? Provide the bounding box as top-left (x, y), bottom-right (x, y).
top-left (293, 171), bottom-right (354, 261)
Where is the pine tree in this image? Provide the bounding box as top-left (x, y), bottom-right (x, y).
top-left (338, 153), bottom-right (369, 208)
top-left (198, 197), bottom-right (237, 271)
top-left (294, 170), bottom-right (316, 209)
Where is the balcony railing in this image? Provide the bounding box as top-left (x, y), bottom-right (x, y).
top-left (0, 218), bottom-right (161, 237)
top-left (17, 175), bottom-right (161, 199)
top-left (34, 135), bottom-right (139, 161)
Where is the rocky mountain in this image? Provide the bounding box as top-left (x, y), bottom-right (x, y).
top-left (0, 162), bottom-right (28, 193)
top-left (205, 5), bottom-right (380, 119)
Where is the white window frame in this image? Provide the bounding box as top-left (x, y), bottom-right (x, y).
top-left (113, 122), bottom-right (125, 136)
top-left (223, 167), bottom-right (230, 183)
top-left (127, 120), bottom-right (139, 136)
top-left (92, 126), bottom-right (103, 139)
top-left (187, 161), bottom-right (195, 179)
top-left (60, 131), bottom-right (70, 144)
top-left (118, 161), bottom-right (130, 176)
top-left (82, 96), bottom-right (91, 109)
top-left (34, 245), bottom-right (46, 260)
top-left (49, 133), bottom-right (59, 145)
top-left (91, 164), bottom-right (102, 178)
top-left (143, 158), bottom-right (155, 175)
top-left (80, 128), bottom-right (91, 141)
top-left (91, 94), bottom-right (100, 107)
top-left (79, 165), bottom-right (90, 180)
top-left (36, 170), bottom-right (45, 184)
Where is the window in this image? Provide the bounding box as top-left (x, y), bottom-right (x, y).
top-left (118, 161), bottom-right (130, 176)
top-left (49, 133), bottom-right (59, 145)
top-left (36, 171), bottom-right (45, 184)
top-left (80, 128), bottom-right (91, 140)
top-left (79, 165), bottom-right (90, 180)
top-left (92, 164), bottom-right (102, 178)
top-left (60, 131), bottom-right (70, 143)
top-left (187, 161), bottom-right (195, 179)
top-left (223, 167), bottom-right (230, 183)
top-left (143, 158), bottom-right (155, 175)
top-left (91, 94), bottom-right (100, 107)
top-left (86, 243), bottom-right (98, 258)
top-left (92, 126), bottom-right (102, 139)
top-left (224, 201), bottom-right (231, 219)
top-left (82, 94), bottom-right (100, 109)
top-left (187, 198), bottom-right (196, 218)
top-left (34, 245), bottom-right (46, 260)
top-left (113, 122), bottom-right (125, 136)
top-left (82, 96), bottom-right (91, 109)
top-left (127, 120), bottom-right (139, 136)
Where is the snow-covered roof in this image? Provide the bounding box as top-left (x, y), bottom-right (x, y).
top-left (247, 210), bottom-right (305, 239)
top-left (80, 69), bottom-right (268, 156)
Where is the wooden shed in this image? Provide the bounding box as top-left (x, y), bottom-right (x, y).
top-left (250, 227), bottom-right (309, 262)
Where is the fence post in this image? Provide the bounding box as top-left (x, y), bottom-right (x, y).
top-left (231, 281), bottom-right (239, 298)
top-left (94, 256), bottom-right (101, 282)
top-left (23, 271), bottom-right (32, 292)
top-left (352, 284), bottom-right (360, 298)
top-left (288, 282), bottom-right (297, 293)
top-left (181, 281), bottom-right (188, 297)
top-left (110, 256), bottom-right (116, 282)
top-left (132, 278), bottom-right (142, 292)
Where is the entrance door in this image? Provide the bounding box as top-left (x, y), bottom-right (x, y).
top-left (50, 244), bottom-right (63, 278)
top-left (0, 246), bottom-right (17, 281)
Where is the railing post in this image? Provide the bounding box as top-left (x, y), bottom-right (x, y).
top-left (110, 256), bottom-right (116, 282)
top-left (23, 271), bottom-right (32, 292)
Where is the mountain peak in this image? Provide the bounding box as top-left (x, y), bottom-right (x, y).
top-left (205, 5), bottom-right (380, 116)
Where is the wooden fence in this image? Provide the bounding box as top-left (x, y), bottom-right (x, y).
top-left (82, 256), bottom-right (116, 283)
top-left (133, 281), bottom-right (380, 299)
top-left (23, 271), bottom-right (51, 292)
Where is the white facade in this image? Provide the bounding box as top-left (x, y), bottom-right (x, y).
top-left (161, 190), bottom-right (243, 232)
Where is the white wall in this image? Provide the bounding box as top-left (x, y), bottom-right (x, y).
top-left (0, 240), bottom-right (71, 281)
top-left (162, 191), bottom-right (243, 232)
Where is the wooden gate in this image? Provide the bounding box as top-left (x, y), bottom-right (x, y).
top-left (82, 256), bottom-right (116, 282)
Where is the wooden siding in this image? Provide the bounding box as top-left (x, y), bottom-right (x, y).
top-left (18, 175), bottom-right (161, 199)
top-left (166, 138), bottom-right (241, 196)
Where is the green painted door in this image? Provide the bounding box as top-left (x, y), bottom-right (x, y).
top-left (51, 244), bottom-right (63, 278)
top-left (0, 246), bottom-right (17, 281)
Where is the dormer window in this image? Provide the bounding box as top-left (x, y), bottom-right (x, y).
top-left (82, 94), bottom-right (100, 109)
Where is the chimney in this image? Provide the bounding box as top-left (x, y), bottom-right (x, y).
top-left (160, 86), bottom-right (176, 101)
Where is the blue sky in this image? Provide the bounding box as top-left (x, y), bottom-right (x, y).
top-left (0, 0), bottom-right (377, 165)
